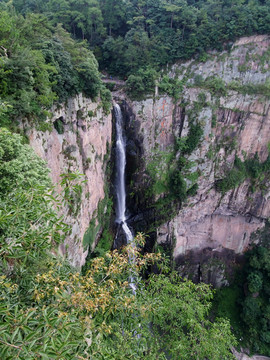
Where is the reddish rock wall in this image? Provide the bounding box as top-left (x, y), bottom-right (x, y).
top-left (24, 94), bottom-right (112, 267)
top-left (126, 35), bottom-right (270, 285)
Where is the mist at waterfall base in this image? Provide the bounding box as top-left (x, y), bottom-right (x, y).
top-left (114, 103), bottom-right (136, 294)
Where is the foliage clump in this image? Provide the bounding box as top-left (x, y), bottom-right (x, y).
top-left (0, 223), bottom-right (237, 359)
top-left (53, 118), bottom-right (64, 134)
top-left (169, 122), bottom-right (203, 200)
top-left (125, 67), bottom-right (158, 100)
top-left (228, 79), bottom-right (270, 98)
top-left (0, 128), bottom-right (51, 194)
top-left (182, 123), bottom-right (204, 155)
top-left (3, 0), bottom-right (270, 109)
top-left (214, 239), bottom-right (270, 357)
top-left (216, 153), bottom-right (270, 193)
top-left (240, 245), bottom-right (270, 356)
top-left (158, 75), bottom-right (184, 100)
top-left (10, 0), bottom-right (270, 92)
top-left (0, 6), bottom-right (108, 127)
top-left (144, 118), bottom-right (203, 222)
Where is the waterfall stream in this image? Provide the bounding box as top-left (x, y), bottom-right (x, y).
top-left (114, 103), bottom-right (128, 225)
top-left (114, 104), bottom-right (136, 294)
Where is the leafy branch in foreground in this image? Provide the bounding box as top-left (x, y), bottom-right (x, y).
top-left (0, 228), bottom-right (237, 359)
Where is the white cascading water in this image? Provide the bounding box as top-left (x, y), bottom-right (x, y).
top-left (114, 104), bottom-right (136, 294)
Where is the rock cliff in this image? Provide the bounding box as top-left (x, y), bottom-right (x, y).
top-left (23, 94), bottom-right (112, 268)
top-left (22, 35), bottom-right (270, 280)
top-left (123, 35), bottom-right (270, 285)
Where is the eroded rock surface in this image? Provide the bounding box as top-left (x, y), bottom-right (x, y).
top-left (233, 348), bottom-right (270, 360)
top-left (24, 94), bottom-right (112, 267)
top-left (125, 35), bottom-right (270, 285)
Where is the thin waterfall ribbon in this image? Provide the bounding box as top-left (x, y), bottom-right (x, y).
top-left (114, 104), bottom-right (136, 294)
top-left (114, 103), bottom-right (127, 224)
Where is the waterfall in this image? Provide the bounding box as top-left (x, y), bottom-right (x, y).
top-left (114, 103), bottom-right (136, 294)
top-left (114, 103), bottom-right (127, 224)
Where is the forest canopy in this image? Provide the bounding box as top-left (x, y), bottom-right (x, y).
top-left (0, 3), bottom-right (109, 126)
top-left (8, 0), bottom-right (270, 77)
top-left (1, 0), bottom-right (270, 122)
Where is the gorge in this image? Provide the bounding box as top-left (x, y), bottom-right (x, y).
top-left (24, 35), bottom-right (270, 289)
top-left (122, 35), bottom-right (270, 286)
top-left (2, 0), bottom-right (270, 357)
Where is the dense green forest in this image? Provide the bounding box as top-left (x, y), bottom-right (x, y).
top-left (1, 0), bottom-right (270, 118)
top-left (8, 0), bottom-right (270, 77)
top-left (1, 0), bottom-right (270, 358)
top-left (0, 2), bottom-right (110, 127)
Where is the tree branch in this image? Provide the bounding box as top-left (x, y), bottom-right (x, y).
top-left (0, 46), bottom-right (8, 57)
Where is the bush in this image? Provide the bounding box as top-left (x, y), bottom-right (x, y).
top-left (0, 128), bottom-right (50, 195)
top-left (239, 245), bottom-right (270, 355)
top-left (169, 169), bottom-right (187, 201)
top-left (158, 75), bottom-right (183, 100)
top-left (228, 80), bottom-right (270, 98)
top-left (216, 153), bottom-right (270, 194)
top-left (0, 11), bottom-right (103, 125)
top-left (216, 167), bottom-right (246, 193)
top-left (204, 76), bottom-right (227, 96)
top-left (184, 123), bottom-right (204, 155)
top-left (187, 182), bottom-right (198, 196)
top-left (100, 86), bottom-right (112, 114)
top-left (126, 66), bottom-right (158, 100)
top-left (125, 74), bottom-right (145, 100)
top-left (0, 239), bottom-right (237, 359)
top-left (53, 118), bottom-right (65, 134)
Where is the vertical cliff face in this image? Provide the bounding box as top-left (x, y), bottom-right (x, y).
top-left (23, 94), bottom-right (112, 268)
top-left (21, 35), bottom-right (270, 279)
top-left (124, 35), bottom-right (270, 285)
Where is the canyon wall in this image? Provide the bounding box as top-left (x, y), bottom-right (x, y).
top-left (124, 35), bottom-right (270, 285)
top-left (22, 35), bottom-right (270, 279)
top-left (23, 94), bottom-right (112, 268)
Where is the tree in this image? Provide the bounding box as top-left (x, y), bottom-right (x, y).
top-left (101, 36), bottom-right (128, 76)
top-left (47, 0), bottom-right (105, 43)
top-left (0, 129), bottom-right (51, 195)
top-left (148, 273), bottom-right (237, 359)
top-left (54, 25), bottom-right (103, 98)
top-left (240, 245), bottom-right (270, 355)
top-left (125, 66), bottom-right (157, 99)
top-left (0, 7), bottom-right (104, 125)
top-left (0, 235), bottom-right (237, 359)
top-left (100, 0), bottom-right (126, 36)
top-left (10, 0), bottom-right (270, 79)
